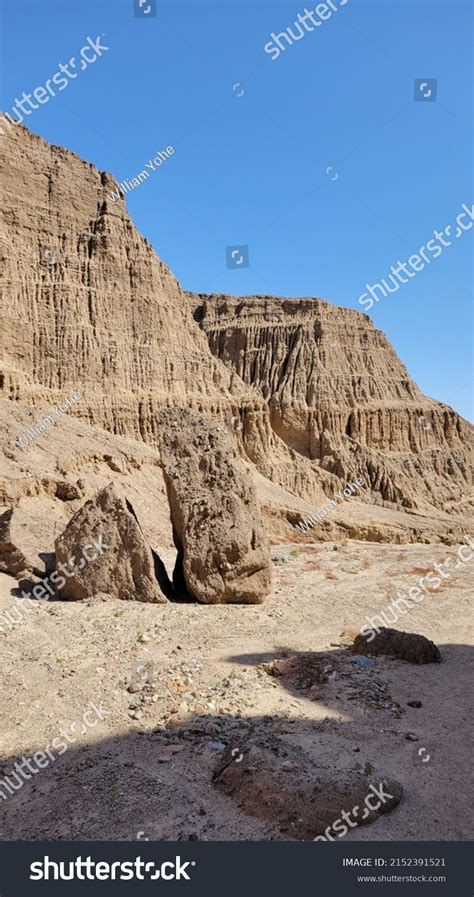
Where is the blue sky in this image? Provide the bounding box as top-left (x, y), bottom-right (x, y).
top-left (1, 0), bottom-right (472, 419)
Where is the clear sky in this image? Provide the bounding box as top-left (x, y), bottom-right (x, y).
top-left (1, 0), bottom-right (472, 419)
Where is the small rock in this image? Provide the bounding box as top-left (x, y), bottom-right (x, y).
top-left (281, 761), bottom-right (295, 772)
top-left (405, 732), bottom-right (419, 742)
top-left (128, 681), bottom-right (142, 694)
top-left (208, 741), bottom-right (226, 751)
top-left (2, 766), bottom-right (14, 776)
top-left (138, 633), bottom-right (150, 644)
top-left (166, 718), bottom-right (181, 730)
top-left (407, 700), bottom-right (423, 708)
top-left (205, 722), bottom-right (219, 735)
top-left (352, 655), bottom-right (375, 669)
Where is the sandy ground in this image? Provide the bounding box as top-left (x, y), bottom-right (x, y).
top-left (0, 541), bottom-right (472, 842)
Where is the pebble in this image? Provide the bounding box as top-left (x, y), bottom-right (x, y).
top-left (162, 744), bottom-right (185, 755)
top-left (405, 732), bottom-right (419, 742)
top-left (205, 722), bottom-right (219, 735)
top-left (407, 700), bottom-right (423, 708)
top-left (208, 742), bottom-right (226, 751)
top-left (128, 681), bottom-right (142, 694)
top-left (138, 633), bottom-right (150, 644)
top-left (352, 656), bottom-right (375, 669)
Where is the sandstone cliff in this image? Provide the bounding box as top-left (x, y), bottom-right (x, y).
top-left (191, 294), bottom-right (473, 515)
top-left (0, 118), bottom-right (472, 543)
top-left (0, 118), bottom-right (334, 512)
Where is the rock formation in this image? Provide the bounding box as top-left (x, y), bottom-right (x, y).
top-left (191, 294), bottom-right (473, 514)
top-left (0, 117), bottom-right (472, 549)
top-left (157, 408), bottom-right (271, 603)
top-left (54, 484), bottom-right (168, 603)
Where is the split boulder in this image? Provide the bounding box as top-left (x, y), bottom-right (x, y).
top-left (54, 483), bottom-right (169, 602)
top-left (157, 407), bottom-right (272, 604)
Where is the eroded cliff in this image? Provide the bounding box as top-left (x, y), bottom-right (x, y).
top-left (0, 118), bottom-right (472, 536)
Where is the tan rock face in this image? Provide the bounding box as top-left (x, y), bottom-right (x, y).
top-left (0, 119), bottom-right (265, 444)
top-left (0, 119), bottom-right (472, 538)
top-left (54, 484), bottom-right (168, 603)
top-left (157, 408), bottom-right (272, 604)
top-left (191, 294), bottom-right (473, 512)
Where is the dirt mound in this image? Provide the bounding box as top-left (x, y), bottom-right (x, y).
top-left (213, 741), bottom-right (403, 840)
top-left (353, 628), bottom-right (442, 664)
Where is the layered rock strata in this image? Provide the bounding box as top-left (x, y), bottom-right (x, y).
top-left (0, 118), bottom-right (472, 532)
top-left (192, 294), bottom-right (473, 513)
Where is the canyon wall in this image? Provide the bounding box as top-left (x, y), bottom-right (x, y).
top-left (191, 294), bottom-right (472, 514)
top-left (0, 118), bottom-right (472, 527)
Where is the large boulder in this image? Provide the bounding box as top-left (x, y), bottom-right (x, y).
top-left (0, 508), bottom-right (55, 578)
top-left (54, 484), bottom-right (169, 602)
top-left (157, 408), bottom-right (272, 604)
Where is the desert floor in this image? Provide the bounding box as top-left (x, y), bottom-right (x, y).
top-left (0, 541), bottom-right (472, 842)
